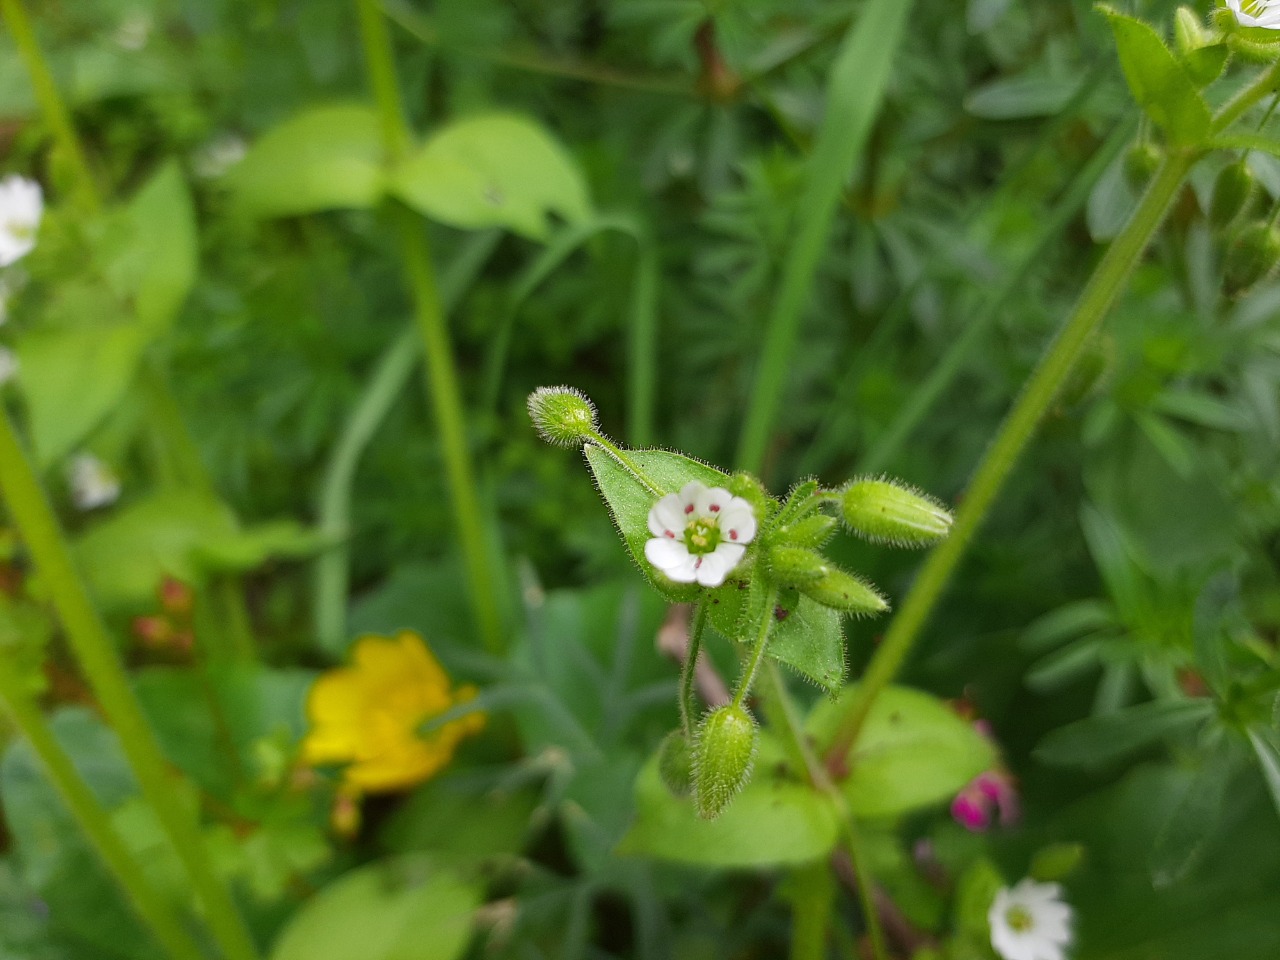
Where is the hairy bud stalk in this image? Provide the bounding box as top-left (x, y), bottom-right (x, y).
top-left (693, 705), bottom-right (757, 820)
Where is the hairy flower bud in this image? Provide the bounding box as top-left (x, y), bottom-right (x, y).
top-left (658, 730), bottom-right (694, 797)
top-left (1225, 221), bottom-right (1280, 296)
top-left (767, 545), bottom-right (830, 585)
top-left (841, 478), bottom-right (953, 548)
top-left (1123, 143), bottom-right (1162, 188)
top-left (526, 386), bottom-right (599, 447)
top-left (799, 567), bottom-right (889, 616)
top-left (1210, 161), bottom-right (1253, 227)
top-left (775, 513), bottom-right (838, 548)
top-left (693, 705), bottom-right (757, 820)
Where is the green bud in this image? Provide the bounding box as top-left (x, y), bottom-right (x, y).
top-left (657, 730), bottom-right (694, 797)
top-left (1174, 6), bottom-right (1207, 55)
top-left (1029, 842), bottom-right (1086, 882)
top-left (1123, 142), bottom-right (1163, 189)
top-left (779, 513), bottom-right (838, 548)
top-left (841, 477), bottom-right (952, 548)
top-left (693, 705), bottom-right (757, 820)
top-left (728, 471), bottom-right (775, 521)
top-left (767, 546), bottom-right (829, 585)
top-left (1210, 161), bottom-right (1253, 228)
top-left (799, 567), bottom-right (888, 616)
top-left (526, 386), bottom-right (599, 447)
top-left (1224, 221), bottom-right (1280, 296)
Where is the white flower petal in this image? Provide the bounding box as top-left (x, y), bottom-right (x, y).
top-left (0, 176), bottom-right (43, 267)
top-left (719, 501), bottom-right (757, 544)
top-left (648, 493), bottom-right (685, 537)
top-left (645, 536), bottom-right (687, 570)
top-left (694, 484), bottom-right (732, 517)
top-left (677, 481), bottom-right (705, 510)
top-left (695, 543), bottom-right (746, 587)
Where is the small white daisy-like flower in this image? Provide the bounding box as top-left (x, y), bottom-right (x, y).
top-left (0, 176), bottom-right (43, 268)
top-left (0, 346), bottom-right (16, 386)
top-left (1227, 0), bottom-right (1280, 28)
top-left (989, 878), bottom-right (1074, 960)
top-left (68, 454), bottom-right (121, 511)
top-left (644, 481), bottom-right (757, 588)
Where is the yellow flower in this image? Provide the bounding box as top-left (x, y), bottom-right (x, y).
top-left (301, 631), bottom-right (484, 793)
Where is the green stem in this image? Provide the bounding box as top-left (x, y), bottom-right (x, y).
top-left (627, 244), bottom-right (659, 447)
top-left (1212, 58), bottom-right (1280, 135)
top-left (679, 603), bottom-right (709, 738)
top-left (823, 149), bottom-right (1196, 766)
top-left (0, 0), bottom-right (100, 212)
top-left (732, 585), bottom-right (779, 709)
top-left (845, 821), bottom-right (889, 960)
top-left (857, 116), bottom-right (1135, 475)
top-left (585, 433), bottom-right (664, 498)
top-left (0, 660), bottom-right (206, 960)
top-left (789, 861), bottom-right (835, 960)
top-left (354, 0), bottom-right (506, 655)
top-left (0, 409), bottom-right (260, 960)
top-left (735, 0), bottom-right (914, 474)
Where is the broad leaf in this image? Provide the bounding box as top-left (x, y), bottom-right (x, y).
top-left (17, 323), bottom-right (149, 469)
top-left (1101, 9), bottom-right (1210, 146)
top-left (390, 114), bottom-right (590, 239)
top-left (617, 745), bottom-right (840, 868)
top-left (809, 685), bottom-right (997, 817)
top-left (1033, 699), bottom-right (1214, 768)
top-left (583, 444), bottom-right (730, 602)
top-left (229, 104), bottom-right (385, 217)
top-left (270, 855), bottom-right (481, 960)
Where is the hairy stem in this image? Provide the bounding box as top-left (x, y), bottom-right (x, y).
top-left (732, 584), bottom-right (779, 708)
top-left (679, 602), bottom-right (709, 737)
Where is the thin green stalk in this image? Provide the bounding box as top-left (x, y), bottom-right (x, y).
top-left (789, 861), bottom-right (835, 960)
top-left (314, 231), bottom-right (499, 655)
top-left (845, 822), bottom-right (889, 960)
top-left (732, 585), bottom-right (779, 708)
top-left (823, 151), bottom-right (1196, 765)
top-left (736, 0), bottom-right (914, 474)
top-left (356, 0), bottom-right (411, 160)
top-left (0, 660), bottom-right (206, 960)
top-left (679, 603), bottom-right (709, 738)
top-left (627, 245), bottom-right (659, 447)
top-left (856, 116), bottom-right (1136, 476)
top-left (0, 0), bottom-right (99, 212)
top-left (0, 409), bottom-right (260, 960)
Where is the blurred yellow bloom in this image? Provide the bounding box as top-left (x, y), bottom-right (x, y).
top-left (301, 631), bottom-right (484, 793)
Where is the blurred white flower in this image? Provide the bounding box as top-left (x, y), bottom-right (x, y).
top-left (989, 879), bottom-right (1073, 960)
top-left (644, 481), bottom-right (757, 588)
top-left (1227, 0), bottom-right (1280, 28)
top-left (114, 10), bottom-right (153, 50)
top-left (192, 135), bottom-right (247, 180)
top-left (0, 346), bottom-right (16, 386)
top-left (68, 454), bottom-right (121, 511)
top-left (0, 176), bottom-right (43, 268)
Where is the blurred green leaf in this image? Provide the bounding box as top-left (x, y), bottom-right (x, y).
top-left (767, 593), bottom-right (847, 693)
top-left (390, 113), bottom-right (591, 240)
top-left (1150, 749), bottom-right (1231, 887)
top-left (1034, 699), bottom-right (1214, 768)
top-left (269, 855), bottom-right (481, 960)
top-left (379, 775), bottom-right (537, 867)
top-left (17, 323), bottom-right (149, 469)
top-left (965, 71), bottom-right (1083, 119)
top-left (1101, 9), bottom-right (1210, 146)
top-left (808, 686), bottom-right (997, 818)
top-left (583, 445), bottom-right (731, 603)
top-left (229, 104), bottom-right (385, 217)
top-left (617, 745), bottom-right (840, 868)
top-left (193, 520), bottom-right (330, 571)
top-left (1247, 724), bottom-right (1280, 821)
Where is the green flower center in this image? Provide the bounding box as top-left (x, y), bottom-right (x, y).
top-left (1005, 905), bottom-right (1035, 933)
top-left (684, 517), bottom-right (722, 555)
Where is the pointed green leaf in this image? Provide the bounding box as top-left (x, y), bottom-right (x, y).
top-left (617, 743), bottom-right (840, 867)
top-left (808, 685), bottom-right (997, 817)
top-left (769, 594), bottom-right (847, 693)
top-left (228, 104), bottom-right (385, 217)
top-left (1248, 723), bottom-right (1280, 821)
top-left (1034, 699), bottom-right (1214, 768)
top-left (1101, 8), bottom-right (1210, 146)
top-left (583, 445), bottom-right (731, 602)
top-left (390, 114), bottom-right (591, 240)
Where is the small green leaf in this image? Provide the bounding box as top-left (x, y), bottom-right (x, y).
top-left (269, 855), bottom-right (481, 960)
top-left (808, 686), bottom-right (997, 818)
top-left (17, 323), bottom-right (150, 469)
top-left (964, 71), bottom-right (1084, 119)
top-left (583, 445), bottom-right (730, 601)
top-left (192, 520), bottom-right (330, 571)
top-left (1248, 724), bottom-right (1280, 821)
top-left (768, 594), bottom-right (847, 693)
top-left (229, 104), bottom-right (385, 217)
top-left (618, 744), bottom-right (840, 867)
top-left (1100, 8), bottom-right (1211, 146)
top-left (1034, 699), bottom-right (1214, 768)
top-left (390, 114), bottom-right (591, 239)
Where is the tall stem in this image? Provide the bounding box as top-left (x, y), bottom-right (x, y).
top-left (0, 0), bottom-right (100, 212)
top-left (788, 862), bottom-right (835, 960)
top-left (0, 410), bottom-right (260, 960)
top-left (732, 585), bottom-right (779, 708)
top-left (0, 659), bottom-right (206, 960)
top-left (678, 603), bottom-right (708, 737)
top-left (823, 151), bottom-right (1196, 764)
top-left (353, 0), bottom-right (506, 654)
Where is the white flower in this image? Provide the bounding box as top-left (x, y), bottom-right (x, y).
top-left (644, 481), bottom-right (757, 588)
top-left (68, 454), bottom-right (121, 511)
top-left (989, 879), bottom-right (1074, 960)
top-left (0, 176), bottom-right (43, 268)
top-left (0, 346), bottom-right (16, 386)
top-left (113, 10), bottom-right (153, 50)
top-left (1227, 0), bottom-right (1280, 28)
top-left (192, 135), bottom-right (247, 180)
